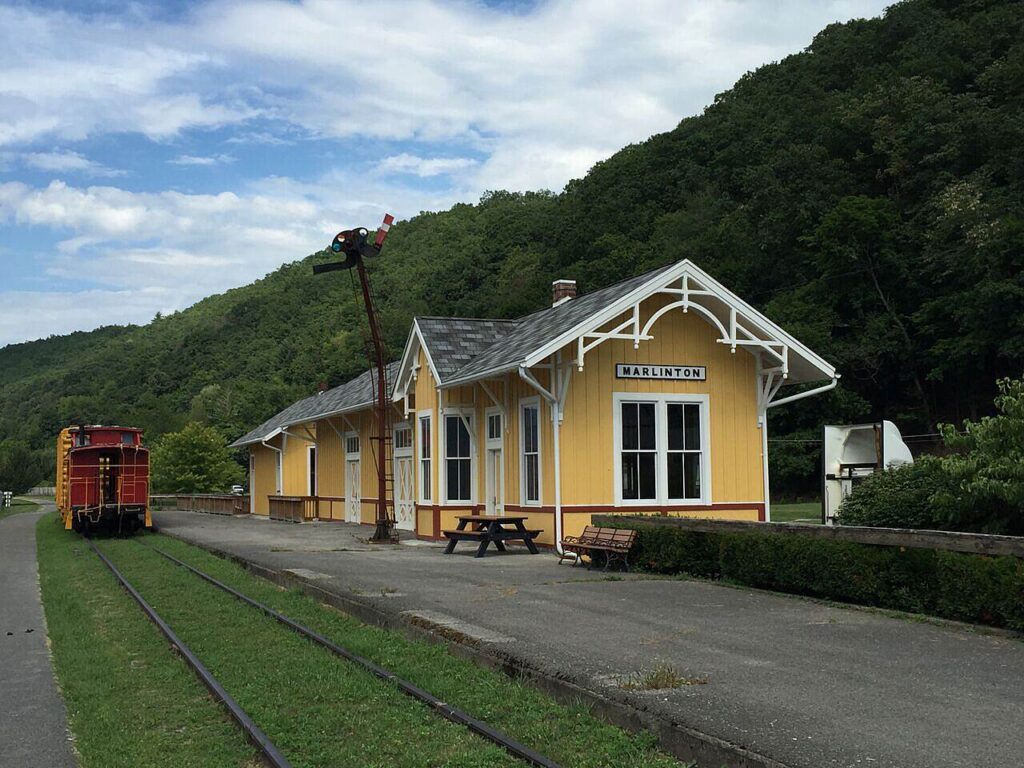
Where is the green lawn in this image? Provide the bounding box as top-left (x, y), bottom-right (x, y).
top-left (770, 501), bottom-right (822, 524)
top-left (0, 496), bottom-right (40, 520)
top-left (38, 515), bottom-right (689, 768)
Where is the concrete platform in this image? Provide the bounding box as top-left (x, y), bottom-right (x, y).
top-left (0, 507), bottom-right (77, 768)
top-left (155, 509), bottom-right (1024, 768)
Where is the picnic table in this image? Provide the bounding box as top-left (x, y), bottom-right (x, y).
top-left (443, 515), bottom-right (542, 558)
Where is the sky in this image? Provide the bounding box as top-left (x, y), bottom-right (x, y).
top-left (0, 0), bottom-right (892, 348)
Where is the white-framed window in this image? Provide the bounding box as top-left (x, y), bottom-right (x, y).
top-left (520, 397), bottom-right (541, 505)
top-left (417, 411), bottom-right (432, 503)
top-left (345, 432), bottom-right (360, 459)
top-left (486, 410), bottom-right (502, 445)
top-left (394, 424), bottom-right (412, 452)
top-left (443, 411), bottom-right (474, 503)
top-left (307, 444), bottom-right (317, 496)
top-left (612, 393), bottom-right (710, 506)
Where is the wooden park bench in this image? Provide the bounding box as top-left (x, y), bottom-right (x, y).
top-left (559, 526), bottom-right (637, 570)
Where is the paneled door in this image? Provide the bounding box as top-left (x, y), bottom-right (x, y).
top-left (345, 458), bottom-right (361, 523)
top-left (393, 424), bottom-right (415, 531)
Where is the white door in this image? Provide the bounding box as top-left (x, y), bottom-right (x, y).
top-left (393, 424), bottom-right (414, 531)
top-left (394, 456), bottom-right (414, 530)
top-left (346, 458), bottom-right (361, 523)
top-left (485, 447), bottom-right (504, 515)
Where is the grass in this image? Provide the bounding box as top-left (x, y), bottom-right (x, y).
top-left (36, 515), bottom-right (258, 768)
top-left (38, 515), bottom-right (692, 768)
top-left (770, 501), bottom-right (822, 524)
top-left (620, 663), bottom-right (708, 691)
top-left (0, 496), bottom-right (40, 519)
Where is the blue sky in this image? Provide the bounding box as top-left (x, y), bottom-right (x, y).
top-left (0, 0), bottom-right (891, 347)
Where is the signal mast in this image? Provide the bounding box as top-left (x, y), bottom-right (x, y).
top-left (314, 214), bottom-right (397, 542)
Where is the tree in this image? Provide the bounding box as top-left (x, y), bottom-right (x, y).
top-left (0, 440), bottom-right (44, 495)
top-left (150, 423), bottom-right (243, 494)
top-left (933, 376), bottom-right (1024, 534)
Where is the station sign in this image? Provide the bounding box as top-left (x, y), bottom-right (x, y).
top-left (615, 364), bottom-right (706, 381)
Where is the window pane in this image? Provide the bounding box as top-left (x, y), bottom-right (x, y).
top-left (684, 453), bottom-right (701, 499)
top-left (621, 403), bottom-right (638, 450)
top-left (667, 452), bottom-right (684, 499)
top-left (458, 419), bottom-right (470, 455)
top-left (524, 407), bottom-right (538, 453)
top-left (526, 455), bottom-right (539, 502)
top-left (684, 404), bottom-right (701, 450)
top-left (447, 459), bottom-right (460, 500)
top-left (421, 460), bottom-right (431, 499)
top-left (667, 404), bottom-right (684, 451)
top-left (420, 418), bottom-right (431, 459)
top-left (638, 452), bottom-right (657, 498)
top-left (458, 459), bottom-right (471, 500)
top-left (639, 403), bottom-right (656, 450)
top-left (621, 453), bottom-right (639, 499)
top-left (446, 417), bottom-right (458, 457)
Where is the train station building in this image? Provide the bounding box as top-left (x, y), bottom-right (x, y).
top-left (229, 259), bottom-right (838, 546)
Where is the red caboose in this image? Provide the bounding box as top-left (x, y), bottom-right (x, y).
top-left (56, 425), bottom-right (151, 534)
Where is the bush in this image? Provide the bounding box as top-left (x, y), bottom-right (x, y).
top-left (0, 439), bottom-right (45, 494)
top-left (837, 376), bottom-right (1024, 534)
top-left (611, 521), bottom-right (1024, 631)
top-left (150, 422), bottom-right (244, 494)
top-left (837, 457), bottom-right (952, 529)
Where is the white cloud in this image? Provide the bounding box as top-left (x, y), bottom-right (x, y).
top-left (0, 0), bottom-right (895, 345)
top-left (0, 174), bottom-right (461, 345)
top-left (376, 153), bottom-right (478, 177)
top-left (168, 153), bottom-right (236, 166)
top-left (0, 150), bottom-right (123, 177)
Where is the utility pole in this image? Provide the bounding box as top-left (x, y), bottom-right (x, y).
top-left (313, 214), bottom-right (396, 542)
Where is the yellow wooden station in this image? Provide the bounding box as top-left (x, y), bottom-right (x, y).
top-left (230, 259), bottom-right (838, 547)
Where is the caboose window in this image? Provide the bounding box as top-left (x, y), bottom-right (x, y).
top-left (121, 433), bottom-right (134, 445)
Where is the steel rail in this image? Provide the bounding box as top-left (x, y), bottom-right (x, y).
top-left (150, 545), bottom-right (562, 768)
top-left (86, 541), bottom-right (292, 768)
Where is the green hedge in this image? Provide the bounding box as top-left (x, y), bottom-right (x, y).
top-left (609, 522), bottom-right (1024, 631)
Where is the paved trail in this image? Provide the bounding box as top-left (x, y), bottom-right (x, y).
top-left (0, 506), bottom-right (76, 768)
top-left (158, 509), bottom-right (1024, 768)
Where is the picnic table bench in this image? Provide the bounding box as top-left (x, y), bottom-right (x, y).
top-left (443, 515), bottom-right (542, 558)
top-left (559, 525), bottom-right (637, 570)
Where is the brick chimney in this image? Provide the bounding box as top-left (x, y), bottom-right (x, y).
top-left (552, 279), bottom-right (577, 306)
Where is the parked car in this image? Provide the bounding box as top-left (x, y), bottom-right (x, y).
top-left (230, 485), bottom-right (245, 496)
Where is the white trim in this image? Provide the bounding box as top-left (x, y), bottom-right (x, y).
top-left (393, 421), bottom-right (413, 457)
top-left (441, 408), bottom-right (475, 505)
top-left (485, 407), bottom-right (503, 449)
top-left (393, 319), bottom-right (442, 401)
top-left (519, 396), bottom-right (542, 506)
top-left (249, 450), bottom-right (256, 515)
top-left (274, 451), bottom-right (283, 495)
top-left (416, 409), bottom-right (433, 504)
top-left (611, 392), bottom-right (711, 507)
top-left (344, 431), bottom-right (361, 460)
top-left (306, 444), bottom-right (317, 496)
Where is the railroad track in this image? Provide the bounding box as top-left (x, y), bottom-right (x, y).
top-left (87, 539), bottom-right (562, 768)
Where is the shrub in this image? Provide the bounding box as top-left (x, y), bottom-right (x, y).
top-left (837, 457), bottom-right (952, 529)
top-left (837, 376), bottom-right (1024, 534)
top-left (612, 520), bottom-right (1024, 631)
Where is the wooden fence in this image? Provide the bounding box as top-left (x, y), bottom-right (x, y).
top-left (174, 494), bottom-right (250, 516)
top-left (594, 515), bottom-right (1024, 558)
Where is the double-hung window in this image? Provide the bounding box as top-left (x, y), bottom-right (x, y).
top-left (614, 394), bottom-right (709, 505)
top-left (418, 413), bottom-right (432, 503)
top-left (444, 414), bottom-right (473, 503)
top-left (520, 398), bottom-right (541, 505)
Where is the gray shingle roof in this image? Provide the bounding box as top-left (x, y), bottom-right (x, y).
top-left (415, 317), bottom-right (518, 383)
top-left (228, 360), bottom-right (401, 448)
top-left (442, 263), bottom-right (676, 385)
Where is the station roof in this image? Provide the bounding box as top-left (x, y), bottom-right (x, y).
top-left (228, 361), bottom-right (400, 449)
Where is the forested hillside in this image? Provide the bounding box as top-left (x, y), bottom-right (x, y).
top-left (2, 0), bottom-right (1021, 493)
